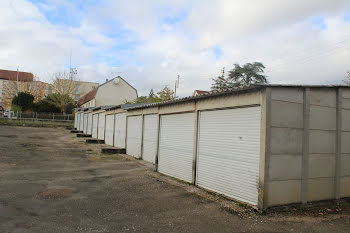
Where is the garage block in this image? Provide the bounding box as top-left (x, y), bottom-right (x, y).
top-left (307, 178), bottom-right (334, 201)
top-left (309, 105), bottom-right (336, 130)
top-left (309, 130), bottom-right (336, 154)
top-left (267, 180), bottom-right (301, 206)
top-left (270, 127), bottom-right (303, 154)
top-left (269, 154), bottom-right (302, 181)
top-left (308, 154), bottom-right (335, 178)
top-left (270, 101), bottom-right (303, 129)
top-left (340, 176), bottom-right (350, 198)
top-left (309, 89), bottom-right (336, 108)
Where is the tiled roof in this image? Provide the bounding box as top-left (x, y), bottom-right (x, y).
top-left (0, 69), bottom-right (34, 82)
top-left (194, 90), bottom-right (209, 95)
top-left (78, 88), bottom-right (97, 105)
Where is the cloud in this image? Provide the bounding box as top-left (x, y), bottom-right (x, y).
top-left (0, 0), bottom-right (350, 97)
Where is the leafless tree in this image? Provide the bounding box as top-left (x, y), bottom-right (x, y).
top-left (51, 71), bottom-right (77, 97)
top-left (343, 71), bottom-right (350, 85)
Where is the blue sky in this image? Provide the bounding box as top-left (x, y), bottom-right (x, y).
top-left (1, 0), bottom-right (350, 96)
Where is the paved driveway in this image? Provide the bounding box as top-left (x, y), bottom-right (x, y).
top-left (0, 126), bottom-right (349, 233)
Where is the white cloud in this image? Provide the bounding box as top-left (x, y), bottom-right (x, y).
top-left (0, 0), bottom-right (349, 97)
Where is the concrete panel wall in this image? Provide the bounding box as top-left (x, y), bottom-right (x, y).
top-left (266, 87), bottom-right (350, 207)
top-left (341, 88), bottom-right (350, 198)
top-left (267, 87), bottom-right (303, 207)
top-left (127, 107), bottom-right (158, 116)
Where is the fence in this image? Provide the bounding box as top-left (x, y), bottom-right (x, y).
top-left (5, 112), bottom-right (74, 122)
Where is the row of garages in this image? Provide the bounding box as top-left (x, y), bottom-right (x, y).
top-left (74, 85), bottom-right (350, 210)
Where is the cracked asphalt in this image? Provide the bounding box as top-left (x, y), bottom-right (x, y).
top-left (0, 125), bottom-right (349, 233)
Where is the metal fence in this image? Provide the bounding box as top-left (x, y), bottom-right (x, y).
top-left (4, 112), bottom-right (74, 122)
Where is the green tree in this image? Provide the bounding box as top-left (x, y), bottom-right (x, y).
top-left (148, 89), bottom-right (161, 102)
top-left (157, 86), bottom-right (174, 101)
top-left (33, 99), bottom-right (61, 113)
top-left (11, 92), bottom-right (34, 111)
top-left (211, 67), bottom-right (228, 91)
top-left (211, 62), bottom-right (267, 91)
top-left (45, 93), bottom-right (74, 113)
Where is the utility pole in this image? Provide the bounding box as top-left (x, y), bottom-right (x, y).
top-left (174, 74), bottom-right (180, 99)
top-left (16, 66), bottom-right (19, 94)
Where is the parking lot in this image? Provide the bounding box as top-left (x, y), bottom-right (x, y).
top-left (0, 125), bottom-right (349, 233)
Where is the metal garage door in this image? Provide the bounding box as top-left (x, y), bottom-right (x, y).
top-left (79, 113), bottom-right (84, 131)
top-left (87, 112), bottom-right (93, 135)
top-left (158, 113), bottom-right (195, 182)
top-left (126, 115), bottom-right (142, 158)
top-left (83, 113), bottom-right (88, 134)
top-left (92, 114), bottom-right (98, 138)
top-left (105, 114), bottom-right (115, 146)
top-left (114, 113), bottom-right (126, 148)
top-left (74, 112), bottom-right (78, 129)
top-left (142, 114), bottom-right (158, 163)
top-left (98, 112), bottom-right (105, 140)
top-left (196, 106), bottom-right (261, 206)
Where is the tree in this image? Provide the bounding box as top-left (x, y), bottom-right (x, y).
top-left (211, 62), bottom-right (267, 91)
top-left (343, 71), bottom-right (350, 85)
top-left (211, 67), bottom-right (228, 91)
top-left (51, 71), bottom-right (77, 97)
top-left (33, 99), bottom-right (60, 113)
top-left (11, 92), bottom-right (35, 111)
top-left (3, 75), bottom-right (48, 109)
top-left (45, 93), bottom-right (74, 113)
top-left (148, 88), bottom-right (161, 102)
top-left (157, 86), bottom-right (175, 101)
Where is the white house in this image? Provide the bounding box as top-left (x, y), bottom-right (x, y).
top-left (78, 76), bottom-right (137, 108)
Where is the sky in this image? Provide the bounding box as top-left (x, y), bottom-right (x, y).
top-left (0, 0), bottom-right (350, 97)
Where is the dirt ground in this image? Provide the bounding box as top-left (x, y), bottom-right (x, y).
top-left (0, 126), bottom-right (349, 233)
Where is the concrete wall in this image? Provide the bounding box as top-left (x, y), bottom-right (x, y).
top-left (341, 88), bottom-right (350, 198)
top-left (265, 87), bottom-right (350, 208)
top-left (95, 78), bottom-right (137, 107)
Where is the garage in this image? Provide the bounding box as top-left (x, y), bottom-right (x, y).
top-left (196, 106), bottom-right (261, 206)
top-left (79, 112), bottom-right (84, 131)
top-left (74, 110), bottom-right (78, 129)
top-left (87, 111), bottom-right (93, 135)
top-left (126, 115), bottom-right (142, 158)
top-left (83, 112), bottom-right (88, 134)
top-left (92, 113), bottom-right (99, 138)
top-left (114, 113), bottom-right (126, 148)
top-left (158, 113), bottom-right (195, 183)
top-left (105, 114), bottom-right (115, 146)
top-left (97, 112), bottom-right (106, 140)
top-left (142, 114), bottom-right (158, 163)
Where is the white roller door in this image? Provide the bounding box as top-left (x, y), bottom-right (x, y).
top-left (79, 112), bottom-right (84, 131)
top-left (158, 113), bottom-right (195, 182)
top-left (196, 106), bottom-right (261, 206)
top-left (92, 114), bottom-right (98, 138)
top-left (83, 113), bottom-right (88, 134)
top-left (114, 113), bottom-right (126, 148)
top-left (105, 114), bottom-right (115, 146)
top-left (74, 112), bottom-right (78, 129)
top-left (87, 112), bottom-right (93, 135)
top-left (97, 112), bottom-right (106, 140)
top-left (142, 114), bottom-right (158, 163)
top-left (126, 115), bottom-right (142, 158)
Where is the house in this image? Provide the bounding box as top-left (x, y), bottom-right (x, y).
top-left (0, 69), bottom-right (34, 109)
top-left (52, 79), bottom-right (98, 102)
top-left (193, 90), bottom-right (209, 96)
top-left (78, 76), bottom-right (138, 108)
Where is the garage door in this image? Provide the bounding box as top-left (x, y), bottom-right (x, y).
top-left (158, 113), bottom-right (195, 182)
top-left (79, 113), bottom-right (84, 131)
top-left (74, 112), bottom-right (78, 129)
top-left (114, 113), bottom-right (126, 148)
top-left (97, 112), bottom-right (106, 140)
top-left (92, 114), bottom-right (98, 138)
top-left (105, 114), bottom-right (115, 146)
top-left (142, 114), bottom-right (158, 163)
top-left (87, 112), bottom-right (93, 135)
top-left (126, 115), bottom-right (142, 158)
top-left (83, 113), bottom-right (88, 134)
top-left (196, 106), bottom-right (261, 206)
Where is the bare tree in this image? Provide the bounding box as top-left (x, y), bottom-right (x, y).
top-left (343, 71), bottom-right (350, 85)
top-left (2, 75), bottom-right (48, 109)
top-left (51, 71), bottom-right (77, 97)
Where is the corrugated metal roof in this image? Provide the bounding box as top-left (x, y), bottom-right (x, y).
top-left (125, 84), bottom-right (350, 111)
